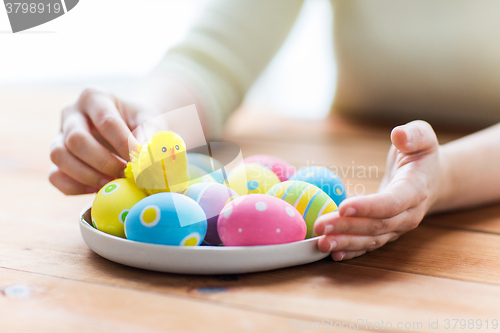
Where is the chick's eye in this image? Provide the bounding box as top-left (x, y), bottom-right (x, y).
top-left (162, 147), bottom-right (167, 152)
top-left (175, 145), bottom-right (179, 150)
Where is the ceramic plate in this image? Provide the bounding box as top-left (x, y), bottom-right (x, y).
top-left (79, 206), bottom-right (330, 275)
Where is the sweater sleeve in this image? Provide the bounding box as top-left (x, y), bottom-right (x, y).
top-left (155, 0), bottom-right (304, 137)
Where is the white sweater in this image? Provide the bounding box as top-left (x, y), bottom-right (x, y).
top-left (157, 0), bottom-right (500, 134)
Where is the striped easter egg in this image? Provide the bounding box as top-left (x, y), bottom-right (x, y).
top-left (267, 180), bottom-right (338, 238)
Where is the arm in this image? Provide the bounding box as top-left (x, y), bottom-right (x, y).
top-left (313, 121), bottom-right (500, 261)
top-left (49, 0), bottom-right (304, 194)
top-left (139, 0), bottom-right (305, 138)
top-left (431, 123), bottom-right (500, 212)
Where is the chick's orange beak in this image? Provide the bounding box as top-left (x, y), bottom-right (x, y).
top-left (170, 147), bottom-right (176, 160)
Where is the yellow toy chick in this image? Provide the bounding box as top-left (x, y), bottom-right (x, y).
top-left (125, 131), bottom-right (189, 194)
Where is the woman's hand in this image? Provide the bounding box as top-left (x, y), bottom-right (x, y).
top-left (49, 88), bottom-right (148, 195)
top-left (314, 120), bottom-right (446, 261)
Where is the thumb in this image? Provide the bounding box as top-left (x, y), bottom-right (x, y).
top-left (390, 120), bottom-right (439, 153)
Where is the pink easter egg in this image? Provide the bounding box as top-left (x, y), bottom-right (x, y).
top-left (243, 155), bottom-right (295, 182)
top-left (218, 194), bottom-right (306, 246)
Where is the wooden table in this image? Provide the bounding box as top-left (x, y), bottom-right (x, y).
top-left (1, 88), bottom-right (500, 332)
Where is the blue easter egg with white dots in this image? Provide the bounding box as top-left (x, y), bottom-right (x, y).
top-left (125, 193), bottom-right (207, 246)
top-left (289, 166), bottom-right (346, 206)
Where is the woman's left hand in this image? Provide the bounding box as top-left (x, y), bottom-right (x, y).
top-left (313, 120), bottom-right (446, 261)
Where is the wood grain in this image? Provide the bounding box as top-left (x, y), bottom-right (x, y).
top-left (0, 267), bottom-right (311, 333)
top-left (2, 88), bottom-right (500, 332)
top-left (225, 107), bottom-right (470, 145)
top-left (345, 224), bottom-right (500, 284)
top-left (422, 204), bottom-right (500, 234)
top-left (1, 243), bottom-right (499, 333)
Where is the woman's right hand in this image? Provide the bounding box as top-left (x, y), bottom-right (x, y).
top-left (49, 88), bottom-right (146, 195)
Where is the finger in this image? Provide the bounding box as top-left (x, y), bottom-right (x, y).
top-left (78, 88), bottom-right (137, 161)
top-left (391, 120), bottom-right (438, 154)
top-left (338, 172), bottom-right (427, 219)
top-left (50, 135), bottom-right (113, 189)
top-left (331, 250), bottom-right (367, 261)
top-left (317, 232), bottom-right (398, 253)
top-left (49, 166), bottom-right (99, 195)
top-left (378, 145), bottom-right (398, 191)
top-left (314, 208), bottom-right (422, 236)
top-left (63, 111), bottom-right (127, 178)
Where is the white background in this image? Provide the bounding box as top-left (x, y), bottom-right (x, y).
top-left (0, 0), bottom-right (337, 118)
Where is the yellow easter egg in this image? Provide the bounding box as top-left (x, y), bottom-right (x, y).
top-left (91, 178), bottom-right (147, 238)
top-left (267, 180), bottom-right (338, 238)
top-left (227, 163), bottom-right (281, 196)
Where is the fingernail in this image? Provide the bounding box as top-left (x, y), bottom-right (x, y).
top-left (100, 178), bottom-right (112, 187)
top-left (324, 225), bottom-right (334, 234)
top-left (335, 252), bottom-right (346, 262)
top-left (343, 207), bottom-right (356, 217)
top-left (329, 240), bottom-right (337, 252)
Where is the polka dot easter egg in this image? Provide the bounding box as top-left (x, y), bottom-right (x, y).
top-left (267, 181), bottom-right (338, 238)
top-left (289, 166), bottom-right (346, 206)
top-left (243, 155), bottom-right (295, 181)
top-left (91, 178), bottom-right (147, 238)
top-left (227, 163), bottom-right (281, 196)
top-left (125, 193), bottom-right (207, 246)
top-left (187, 153), bottom-right (225, 184)
top-left (218, 194), bottom-right (306, 246)
top-left (183, 183), bottom-right (238, 245)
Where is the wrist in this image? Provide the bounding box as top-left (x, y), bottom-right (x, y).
top-left (133, 75), bottom-right (196, 112)
top-left (427, 144), bottom-right (453, 214)
top-left (138, 73), bottom-right (213, 138)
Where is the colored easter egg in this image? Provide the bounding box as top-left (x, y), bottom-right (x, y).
top-left (91, 178), bottom-right (147, 238)
top-left (125, 193), bottom-right (207, 246)
top-left (185, 164), bottom-right (217, 187)
top-left (227, 163), bottom-right (281, 196)
top-left (267, 181), bottom-right (338, 238)
top-left (243, 155), bottom-right (295, 181)
top-left (183, 183), bottom-right (238, 245)
top-left (289, 166), bottom-right (346, 206)
top-left (218, 194), bottom-right (306, 246)
top-left (187, 153), bottom-right (225, 183)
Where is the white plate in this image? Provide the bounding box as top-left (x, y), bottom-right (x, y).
top-left (80, 206), bottom-right (330, 275)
